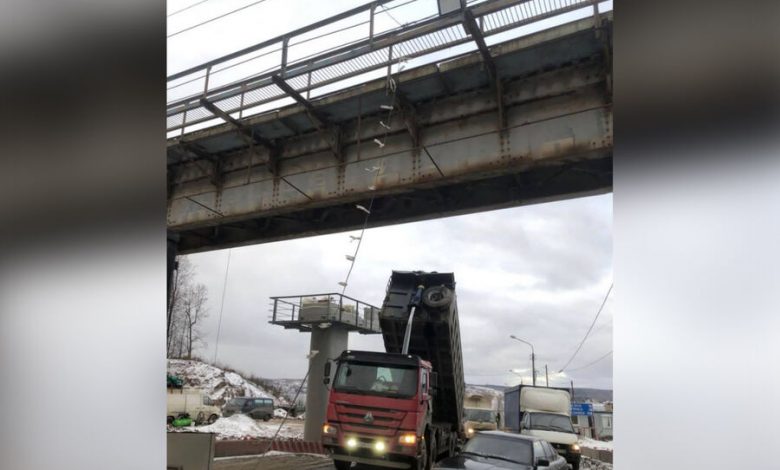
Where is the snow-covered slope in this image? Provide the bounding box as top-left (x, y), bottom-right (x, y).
top-left (167, 359), bottom-right (286, 406)
top-left (193, 414), bottom-right (304, 440)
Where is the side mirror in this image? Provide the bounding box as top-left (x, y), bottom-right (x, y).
top-left (429, 372), bottom-right (438, 388)
top-left (535, 459), bottom-right (550, 468)
top-left (323, 377), bottom-right (330, 385)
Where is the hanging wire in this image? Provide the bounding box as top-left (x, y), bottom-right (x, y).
top-left (212, 249), bottom-right (232, 363)
top-left (339, 59), bottom-right (403, 295)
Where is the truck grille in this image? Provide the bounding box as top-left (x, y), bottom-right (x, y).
top-left (334, 403), bottom-right (406, 436)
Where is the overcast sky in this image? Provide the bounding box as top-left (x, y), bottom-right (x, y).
top-left (184, 194), bottom-right (613, 389)
top-left (168, 0), bottom-right (613, 389)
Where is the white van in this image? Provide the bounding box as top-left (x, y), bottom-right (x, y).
top-left (167, 388), bottom-right (221, 425)
top-left (518, 387), bottom-right (581, 470)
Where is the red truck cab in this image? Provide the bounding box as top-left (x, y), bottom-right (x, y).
top-left (322, 350), bottom-right (435, 470)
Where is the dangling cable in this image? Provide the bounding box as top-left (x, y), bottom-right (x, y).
top-left (212, 249), bottom-right (232, 364)
top-left (338, 60), bottom-right (403, 294)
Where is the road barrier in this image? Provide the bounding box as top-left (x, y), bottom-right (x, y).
top-left (215, 438), bottom-right (325, 457)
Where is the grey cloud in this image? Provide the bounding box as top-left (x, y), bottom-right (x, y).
top-left (182, 194), bottom-right (612, 390)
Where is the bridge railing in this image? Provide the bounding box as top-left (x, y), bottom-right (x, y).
top-left (166, 0), bottom-right (603, 135)
top-left (269, 293), bottom-right (382, 334)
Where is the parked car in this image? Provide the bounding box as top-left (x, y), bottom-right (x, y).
top-left (223, 397), bottom-right (275, 421)
top-left (167, 388), bottom-right (220, 425)
top-left (434, 431), bottom-right (568, 469)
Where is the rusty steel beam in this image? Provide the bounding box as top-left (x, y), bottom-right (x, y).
top-left (271, 75), bottom-right (342, 161)
top-left (167, 13), bottom-right (612, 253)
top-left (462, 9), bottom-right (497, 83)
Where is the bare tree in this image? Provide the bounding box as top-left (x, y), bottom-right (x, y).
top-left (182, 283), bottom-right (209, 359)
top-left (167, 259), bottom-right (209, 359)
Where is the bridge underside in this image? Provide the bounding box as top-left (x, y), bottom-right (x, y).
top-left (167, 13), bottom-right (612, 254)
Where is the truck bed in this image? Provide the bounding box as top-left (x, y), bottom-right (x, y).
top-left (378, 271), bottom-right (465, 432)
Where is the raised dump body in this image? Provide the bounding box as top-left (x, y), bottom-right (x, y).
top-left (322, 270), bottom-right (466, 470)
top-left (379, 271), bottom-right (465, 435)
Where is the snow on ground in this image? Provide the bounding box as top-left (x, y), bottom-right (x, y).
top-left (578, 436), bottom-right (613, 451)
top-left (167, 359), bottom-right (283, 406)
top-left (273, 408), bottom-right (287, 419)
top-left (581, 456), bottom-right (612, 470)
top-left (177, 414), bottom-right (304, 440)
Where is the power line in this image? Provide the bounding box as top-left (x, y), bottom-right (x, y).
top-left (168, 0), bottom-right (271, 39)
top-left (167, 0), bottom-right (418, 92)
top-left (567, 350), bottom-right (613, 372)
top-left (168, 0), bottom-right (211, 18)
top-left (558, 283), bottom-right (613, 372)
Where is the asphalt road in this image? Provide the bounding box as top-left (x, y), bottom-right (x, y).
top-left (213, 452), bottom-right (611, 470)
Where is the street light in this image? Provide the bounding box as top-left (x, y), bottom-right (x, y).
top-left (509, 335), bottom-right (536, 386)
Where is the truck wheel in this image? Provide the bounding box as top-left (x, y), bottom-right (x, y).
top-left (422, 286), bottom-right (452, 308)
top-left (571, 460), bottom-right (580, 470)
top-left (448, 436), bottom-right (457, 457)
top-left (415, 436), bottom-right (428, 470)
top-left (166, 416), bottom-right (174, 425)
top-left (428, 435), bottom-right (437, 468)
top-left (208, 414), bottom-right (219, 424)
top-left (263, 414), bottom-right (271, 422)
top-left (196, 412), bottom-right (205, 425)
top-left (333, 460), bottom-right (351, 470)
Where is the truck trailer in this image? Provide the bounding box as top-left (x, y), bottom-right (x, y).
top-left (322, 271), bottom-right (465, 470)
top-left (463, 389), bottom-right (500, 437)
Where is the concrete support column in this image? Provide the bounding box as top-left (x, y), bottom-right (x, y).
top-left (304, 325), bottom-right (349, 442)
top-left (166, 233), bottom-right (179, 346)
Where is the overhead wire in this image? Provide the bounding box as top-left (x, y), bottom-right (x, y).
top-left (558, 283), bottom-right (613, 372)
top-left (166, 0), bottom-right (418, 92)
top-left (168, 0), bottom-right (271, 39)
top-left (567, 350), bottom-right (613, 372)
top-left (168, 0), bottom-right (211, 18)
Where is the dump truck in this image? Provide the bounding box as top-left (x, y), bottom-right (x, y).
top-left (463, 389), bottom-right (500, 437)
top-left (322, 271), bottom-right (465, 470)
top-left (505, 385), bottom-right (581, 470)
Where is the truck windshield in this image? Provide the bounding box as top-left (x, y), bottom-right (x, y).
top-left (333, 362), bottom-right (418, 398)
top-left (464, 409), bottom-right (496, 422)
top-left (529, 412), bottom-right (575, 433)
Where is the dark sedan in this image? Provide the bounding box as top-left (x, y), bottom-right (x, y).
top-left (434, 431), bottom-right (568, 469)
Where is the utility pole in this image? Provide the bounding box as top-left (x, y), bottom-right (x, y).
top-left (545, 365), bottom-right (549, 387)
top-left (531, 351), bottom-right (536, 386)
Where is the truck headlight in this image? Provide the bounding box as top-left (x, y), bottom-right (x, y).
top-left (571, 444), bottom-right (580, 451)
top-left (467, 428), bottom-right (475, 435)
top-left (374, 440), bottom-right (386, 453)
top-left (345, 437), bottom-right (358, 449)
top-left (398, 433), bottom-right (417, 446)
top-left (322, 424), bottom-right (338, 436)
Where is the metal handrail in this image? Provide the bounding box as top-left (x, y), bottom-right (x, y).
top-left (166, 0), bottom-right (601, 133)
top-left (269, 292), bottom-right (381, 331)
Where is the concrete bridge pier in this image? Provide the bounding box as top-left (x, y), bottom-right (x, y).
top-left (304, 324), bottom-right (349, 442)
